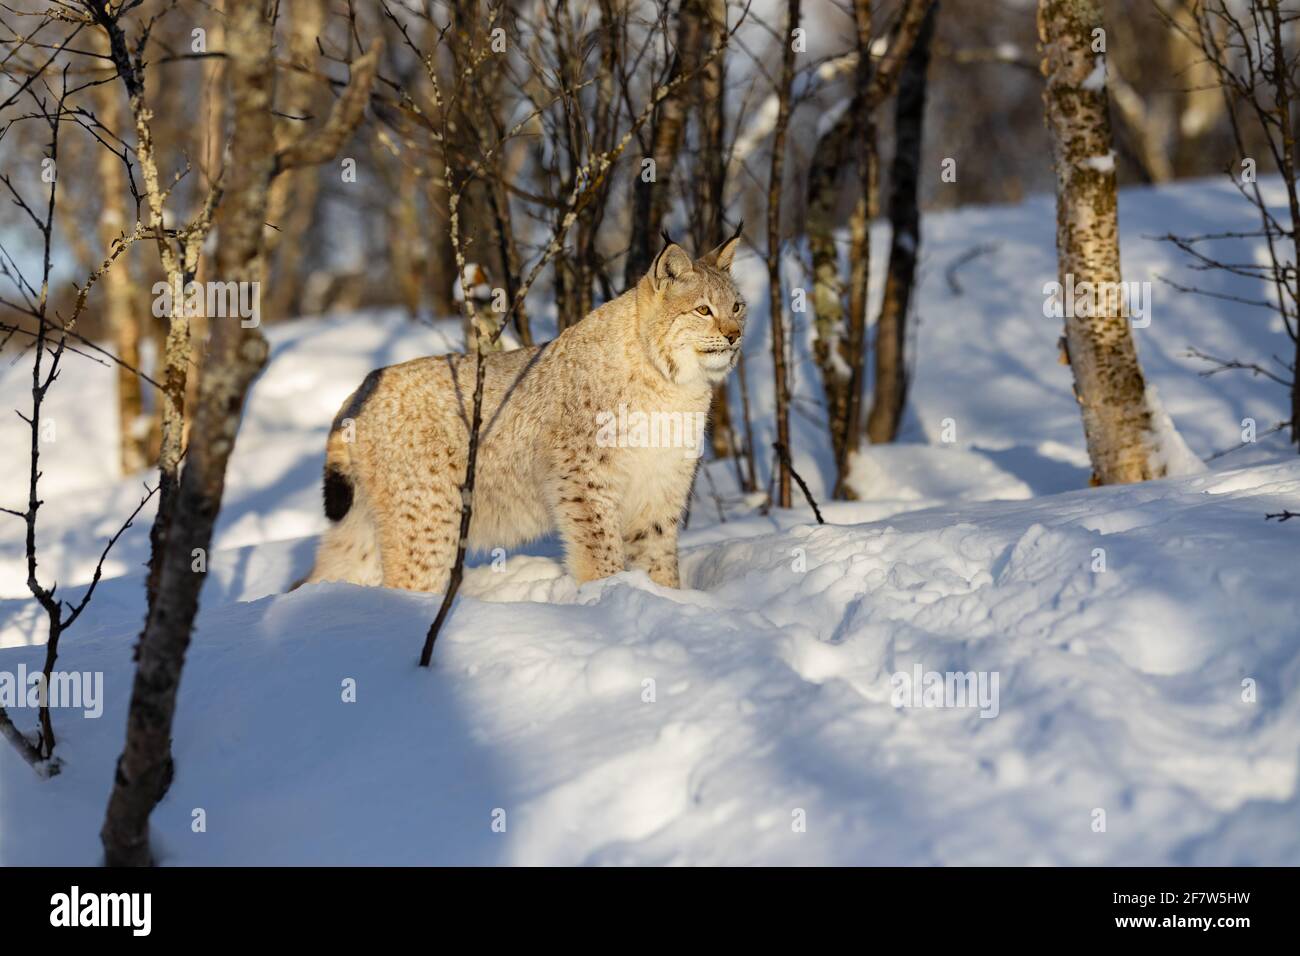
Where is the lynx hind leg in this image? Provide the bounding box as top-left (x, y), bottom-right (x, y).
top-left (305, 494), bottom-right (382, 586)
top-left (372, 465), bottom-right (461, 592)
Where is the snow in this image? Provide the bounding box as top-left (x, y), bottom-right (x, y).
top-left (844, 444), bottom-right (1035, 503)
top-left (1083, 151), bottom-right (1116, 173)
top-left (815, 98), bottom-right (851, 139)
top-left (1082, 55), bottom-right (1108, 92)
top-left (1145, 384), bottom-right (1209, 477)
top-left (453, 262), bottom-right (493, 304)
top-left (2, 178), bottom-right (1298, 864)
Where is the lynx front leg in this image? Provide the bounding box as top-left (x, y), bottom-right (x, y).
top-left (625, 515), bottom-right (680, 588)
top-left (551, 453), bottom-right (625, 584)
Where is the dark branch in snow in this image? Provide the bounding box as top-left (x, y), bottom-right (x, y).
top-left (773, 441), bottom-right (824, 525)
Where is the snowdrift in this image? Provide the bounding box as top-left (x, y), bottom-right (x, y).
top-left (1, 178), bottom-right (1298, 865)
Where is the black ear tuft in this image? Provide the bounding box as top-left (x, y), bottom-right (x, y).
top-left (651, 240), bottom-right (694, 287)
top-left (701, 220), bottom-right (745, 271)
top-left (660, 227), bottom-right (674, 249)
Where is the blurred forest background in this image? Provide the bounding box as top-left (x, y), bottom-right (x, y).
top-left (0, 0), bottom-right (1272, 461)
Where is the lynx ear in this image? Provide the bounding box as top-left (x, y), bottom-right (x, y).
top-left (701, 221), bottom-right (744, 272)
top-left (651, 242), bottom-right (693, 289)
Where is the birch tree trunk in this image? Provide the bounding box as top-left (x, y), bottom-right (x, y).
top-left (201, 0), bottom-right (226, 188)
top-left (837, 0), bottom-right (877, 498)
top-left (767, 0), bottom-right (801, 509)
top-left (92, 32), bottom-right (147, 474)
top-left (392, 157), bottom-right (425, 318)
top-left (448, 0), bottom-right (530, 342)
top-left (1263, 0), bottom-right (1300, 446)
top-left (694, 0), bottom-right (727, 252)
top-left (1167, 0), bottom-right (1225, 177)
top-left (422, 17), bottom-right (458, 318)
top-left (186, 0), bottom-right (227, 441)
top-left (866, 1), bottom-right (936, 444)
top-left (264, 0), bottom-right (326, 323)
top-left (1038, 0), bottom-right (1160, 484)
top-left (807, 114), bottom-right (853, 470)
top-left (693, 0), bottom-right (737, 461)
top-left (100, 0), bottom-right (276, 868)
top-left (806, 0), bottom-right (933, 496)
top-left (427, 149), bottom-right (459, 317)
top-left (90, 1), bottom-right (201, 610)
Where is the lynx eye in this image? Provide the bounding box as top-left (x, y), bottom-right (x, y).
top-left (695, 305), bottom-right (712, 316)
top-left (732, 302), bottom-right (741, 314)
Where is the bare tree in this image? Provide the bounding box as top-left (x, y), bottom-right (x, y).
top-left (805, 0), bottom-right (935, 497)
top-left (806, 88), bottom-right (855, 484)
top-left (693, 0), bottom-right (742, 465)
top-left (867, 1), bottom-right (937, 444)
top-left (766, 0), bottom-right (801, 509)
top-left (1038, 0), bottom-right (1162, 484)
top-left (100, 3), bottom-right (380, 866)
top-left (449, 0), bottom-right (531, 344)
top-left (836, 0), bottom-right (878, 499)
top-left (264, 0), bottom-right (328, 324)
top-left (84, 0), bottom-right (226, 612)
top-left (0, 44), bottom-right (154, 767)
top-left (1161, 0), bottom-right (1300, 446)
top-left (87, 29), bottom-right (148, 473)
top-left (1105, 0), bottom-right (1228, 184)
top-left (625, 0), bottom-right (707, 286)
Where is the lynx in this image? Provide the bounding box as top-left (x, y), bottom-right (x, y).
top-left (304, 231), bottom-right (745, 592)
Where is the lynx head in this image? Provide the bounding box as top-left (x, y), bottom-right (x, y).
top-left (636, 226), bottom-right (746, 387)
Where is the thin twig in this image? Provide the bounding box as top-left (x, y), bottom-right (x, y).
top-left (773, 441), bottom-right (825, 524)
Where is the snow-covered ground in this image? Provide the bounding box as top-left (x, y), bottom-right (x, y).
top-left (1, 178), bottom-right (1298, 865)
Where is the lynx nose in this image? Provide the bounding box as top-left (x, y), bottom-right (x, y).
top-left (721, 324), bottom-right (741, 345)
